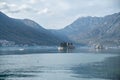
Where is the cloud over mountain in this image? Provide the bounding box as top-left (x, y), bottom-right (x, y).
top-left (0, 0), bottom-right (120, 29)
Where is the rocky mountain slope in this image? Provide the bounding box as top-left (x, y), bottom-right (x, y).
top-left (0, 11), bottom-right (61, 46)
top-left (53, 12), bottom-right (120, 46)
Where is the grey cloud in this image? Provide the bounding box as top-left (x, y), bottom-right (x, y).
top-left (0, 1), bottom-right (50, 15)
top-left (0, 3), bottom-right (32, 13)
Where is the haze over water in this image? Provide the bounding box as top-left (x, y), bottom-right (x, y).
top-left (0, 47), bottom-right (120, 80)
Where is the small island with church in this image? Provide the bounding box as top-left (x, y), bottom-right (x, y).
top-left (58, 42), bottom-right (75, 50)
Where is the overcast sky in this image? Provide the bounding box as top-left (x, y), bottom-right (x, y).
top-left (0, 0), bottom-right (120, 29)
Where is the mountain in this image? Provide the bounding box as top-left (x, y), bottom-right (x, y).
top-left (0, 11), bottom-right (61, 46)
top-left (0, 11), bottom-right (119, 47)
top-left (53, 12), bottom-right (120, 46)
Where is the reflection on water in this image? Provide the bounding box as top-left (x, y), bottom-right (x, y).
top-left (0, 46), bottom-right (120, 55)
top-left (0, 47), bottom-right (120, 80)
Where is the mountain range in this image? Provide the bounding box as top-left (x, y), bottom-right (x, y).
top-left (52, 12), bottom-right (120, 46)
top-left (0, 11), bottom-right (120, 46)
top-left (0, 11), bottom-right (61, 46)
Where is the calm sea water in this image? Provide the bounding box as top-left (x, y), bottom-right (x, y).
top-left (0, 47), bottom-right (120, 80)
